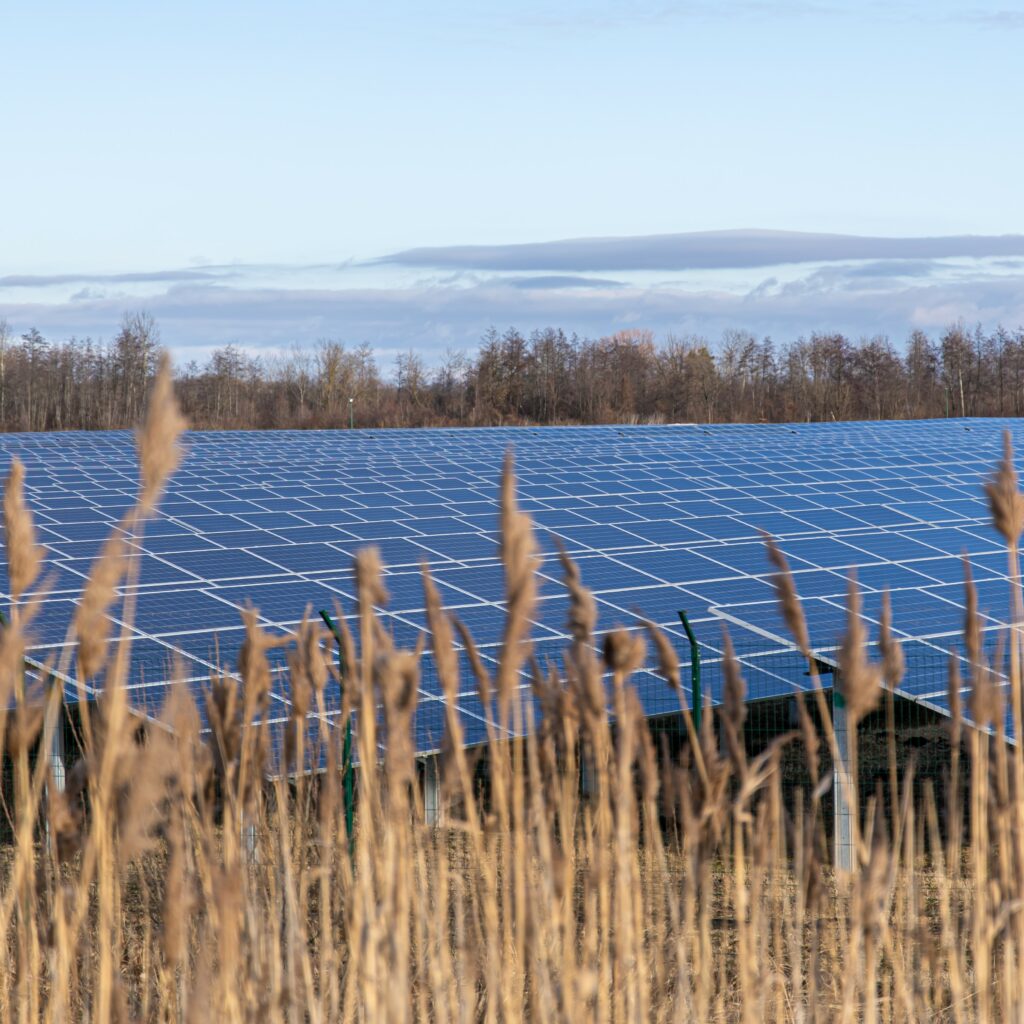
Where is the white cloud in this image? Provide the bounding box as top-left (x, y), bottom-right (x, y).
top-left (381, 229), bottom-right (1024, 273)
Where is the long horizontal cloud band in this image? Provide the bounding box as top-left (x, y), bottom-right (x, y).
top-left (382, 229), bottom-right (1024, 272)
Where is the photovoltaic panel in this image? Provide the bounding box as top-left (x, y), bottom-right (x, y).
top-left (3, 417), bottom-right (1024, 758)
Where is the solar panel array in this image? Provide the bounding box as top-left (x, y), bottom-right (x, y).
top-left (0, 419), bottom-right (1019, 756)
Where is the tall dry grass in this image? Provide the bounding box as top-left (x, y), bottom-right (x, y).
top-left (1, 369), bottom-right (1024, 1021)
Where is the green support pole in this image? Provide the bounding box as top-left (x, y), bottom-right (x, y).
top-left (319, 609), bottom-right (355, 845)
top-left (677, 610), bottom-right (702, 735)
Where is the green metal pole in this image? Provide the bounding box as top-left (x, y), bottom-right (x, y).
top-left (677, 610), bottom-right (702, 735)
top-left (319, 609), bottom-right (355, 845)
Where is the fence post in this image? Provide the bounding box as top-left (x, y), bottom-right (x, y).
top-left (677, 611), bottom-right (702, 734)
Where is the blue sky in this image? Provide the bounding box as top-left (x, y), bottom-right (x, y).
top-left (2, 1), bottom-right (1023, 362)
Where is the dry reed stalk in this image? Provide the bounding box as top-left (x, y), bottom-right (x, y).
top-left (984, 432), bottom-right (1024, 986)
top-left (719, 629), bottom-right (759, 1024)
top-left (558, 546), bottom-right (610, 788)
top-left (945, 651), bottom-right (964, 873)
top-left (0, 602), bottom-right (27, 748)
top-left (720, 627), bottom-right (748, 772)
top-left (878, 590), bottom-right (904, 853)
top-left (763, 532), bottom-right (811, 659)
top-left (422, 565), bottom-right (481, 827)
top-left (836, 572), bottom-right (882, 871)
top-left (73, 533), bottom-right (129, 682)
top-left (642, 617), bottom-right (710, 791)
top-left (495, 453), bottom-right (542, 1014)
top-left (764, 532), bottom-right (849, 821)
top-left (284, 613), bottom-right (329, 776)
top-left (495, 450), bottom-right (540, 727)
top-left (837, 573), bottom-right (882, 725)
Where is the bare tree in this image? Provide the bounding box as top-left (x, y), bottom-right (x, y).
top-left (0, 319), bottom-right (8, 427)
top-left (113, 312), bottom-right (161, 423)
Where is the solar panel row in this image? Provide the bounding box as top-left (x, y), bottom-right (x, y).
top-left (1, 419), bottom-right (1020, 754)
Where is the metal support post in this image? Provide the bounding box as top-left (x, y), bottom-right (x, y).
top-left (579, 739), bottom-right (594, 800)
top-left (244, 822), bottom-right (258, 861)
top-left (422, 754), bottom-right (440, 825)
top-left (677, 610), bottom-right (702, 734)
top-left (41, 675), bottom-right (66, 854)
top-left (832, 688), bottom-right (854, 873)
top-left (50, 704), bottom-right (66, 794)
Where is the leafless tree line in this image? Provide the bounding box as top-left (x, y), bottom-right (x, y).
top-left (1, 314), bottom-right (1023, 430)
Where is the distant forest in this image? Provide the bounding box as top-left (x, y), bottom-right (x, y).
top-left (2, 313), bottom-right (1024, 431)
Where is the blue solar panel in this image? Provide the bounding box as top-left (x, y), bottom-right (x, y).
top-left (4, 418), bottom-right (1024, 756)
top-left (212, 579), bottom-right (347, 623)
top-left (26, 599), bottom-right (79, 647)
top-left (127, 590), bottom-right (244, 634)
top-left (165, 548), bottom-right (284, 580)
top-left (131, 533), bottom-right (224, 554)
top-left (616, 548), bottom-right (741, 583)
top-left (908, 556), bottom-right (1000, 585)
top-left (777, 536), bottom-right (884, 570)
top-left (415, 533), bottom-right (497, 562)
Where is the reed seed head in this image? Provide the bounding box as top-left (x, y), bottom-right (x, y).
top-left (602, 628), bottom-right (646, 676)
top-left (137, 353), bottom-right (188, 514)
top-left (837, 572), bottom-right (881, 722)
top-left (968, 659), bottom-right (1003, 731)
top-left (984, 430), bottom-right (1024, 547)
top-left (3, 457), bottom-right (42, 603)
top-left (643, 619), bottom-right (681, 692)
top-left (75, 533), bottom-right (129, 678)
top-left (559, 548), bottom-right (597, 646)
top-left (4, 701), bottom-right (44, 758)
top-left (355, 546), bottom-right (389, 610)
top-left (763, 533), bottom-right (811, 656)
top-left (878, 590), bottom-right (905, 688)
top-left (721, 628), bottom-right (747, 732)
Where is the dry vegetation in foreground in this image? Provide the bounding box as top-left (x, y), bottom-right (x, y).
top-left (2, 364), bottom-right (1024, 1022)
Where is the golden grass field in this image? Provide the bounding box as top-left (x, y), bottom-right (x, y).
top-left (2, 362), bottom-right (1024, 1022)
